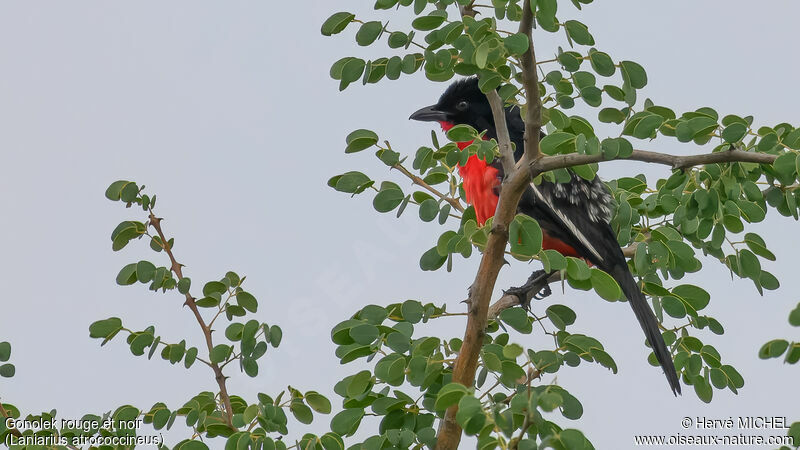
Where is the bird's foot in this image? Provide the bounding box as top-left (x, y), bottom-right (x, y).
top-left (503, 269), bottom-right (552, 308)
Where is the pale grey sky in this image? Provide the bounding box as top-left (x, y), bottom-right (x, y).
top-left (1, 1), bottom-right (798, 449)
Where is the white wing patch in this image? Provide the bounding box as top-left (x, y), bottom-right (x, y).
top-left (551, 176), bottom-right (612, 223)
top-left (529, 182), bottom-right (605, 263)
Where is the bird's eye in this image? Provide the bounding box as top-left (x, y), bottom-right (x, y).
top-left (456, 101), bottom-right (469, 111)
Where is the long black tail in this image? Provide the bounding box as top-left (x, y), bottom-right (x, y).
top-left (608, 263), bottom-right (681, 395)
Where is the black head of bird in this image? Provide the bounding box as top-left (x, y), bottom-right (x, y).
top-left (408, 77), bottom-right (494, 132)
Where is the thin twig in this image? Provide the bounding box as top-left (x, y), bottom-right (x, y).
top-left (393, 164), bottom-right (465, 212)
top-left (148, 211), bottom-right (235, 429)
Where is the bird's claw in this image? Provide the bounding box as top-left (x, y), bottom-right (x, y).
top-left (503, 269), bottom-right (552, 307)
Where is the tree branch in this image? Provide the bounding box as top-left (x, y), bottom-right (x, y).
top-left (518, 0), bottom-right (542, 164)
top-left (487, 271), bottom-right (563, 320)
top-left (148, 212), bottom-right (235, 429)
top-left (486, 91), bottom-right (517, 176)
top-left (435, 3), bottom-right (541, 449)
top-left (530, 148), bottom-right (778, 175)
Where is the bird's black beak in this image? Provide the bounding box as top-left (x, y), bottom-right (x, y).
top-left (409, 104), bottom-right (448, 122)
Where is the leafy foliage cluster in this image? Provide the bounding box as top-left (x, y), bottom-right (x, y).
top-left (1, 1), bottom-right (798, 449)
top-left (327, 297), bottom-right (611, 448)
top-left (322, 0), bottom-right (799, 448)
top-left (1, 181), bottom-right (339, 450)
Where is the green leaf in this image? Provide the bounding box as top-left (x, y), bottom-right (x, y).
top-left (120, 182), bottom-right (140, 202)
top-left (564, 20), bottom-right (594, 45)
top-left (290, 402), bottom-right (313, 425)
top-left (720, 364), bottom-right (744, 390)
top-left (420, 246), bottom-right (447, 271)
top-left (355, 21), bottom-right (383, 46)
top-left (661, 296), bottom-right (686, 318)
top-left (536, 0), bottom-right (558, 31)
top-left (503, 33), bottom-right (529, 55)
top-left (346, 370), bottom-right (372, 397)
top-left (672, 285), bottom-right (710, 311)
top-left (548, 108), bottom-right (570, 129)
top-left (499, 308), bottom-right (532, 333)
top-left (375, 354), bottom-right (406, 385)
top-left (0, 342), bottom-right (10, 362)
top-left (331, 171), bottom-right (371, 193)
top-left (105, 180), bottom-right (132, 201)
top-left (620, 60), bottom-right (647, 89)
top-left (632, 114), bottom-right (664, 139)
top-left (590, 348), bottom-right (617, 373)
top-left (203, 281), bottom-right (227, 297)
top-left (573, 71), bottom-right (596, 89)
top-left (175, 440), bottom-right (210, 450)
top-left (373, 189), bottom-right (404, 213)
top-left (177, 278), bottom-right (191, 295)
top-left (345, 129), bottom-right (379, 153)
top-left (434, 383), bottom-right (469, 411)
top-left (604, 84), bottom-right (625, 102)
top-left (738, 249), bottom-right (761, 280)
top-left (590, 268), bottom-right (621, 301)
top-left (789, 303), bottom-right (800, 327)
top-left (89, 317), bottom-right (123, 339)
top-left (503, 343), bottom-right (524, 359)
top-left (116, 263), bottom-right (138, 286)
top-left (320, 433), bottom-right (345, 450)
top-left (236, 291), bottom-right (258, 313)
top-left (412, 14), bottom-right (445, 31)
top-left (402, 53), bottom-right (423, 74)
top-left (540, 132), bottom-right (575, 155)
top-left (359, 305), bottom-right (389, 325)
top-left (375, 0), bottom-right (399, 9)
top-left (184, 347), bottom-right (198, 368)
top-left (321, 12), bottom-right (355, 36)
top-left (349, 323), bottom-right (379, 345)
top-left (566, 257), bottom-right (591, 281)
top-left (538, 391), bottom-right (563, 411)
top-left (580, 86), bottom-right (602, 107)
top-left (759, 339), bottom-right (789, 359)
top-left (723, 214), bottom-right (744, 233)
top-left (446, 124), bottom-right (477, 143)
top-left (330, 409), bottom-right (364, 436)
top-left (455, 395), bottom-right (484, 434)
top-left (693, 376), bottom-right (713, 403)
top-left (401, 300), bottom-right (425, 324)
top-left (546, 304), bottom-right (577, 331)
top-left (509, 215), bottom-right (543, 257)
top-left (305, 391), bottom-right (332, 414)
top-left (773, 152), bottom-right (798, 183)
top-left (339, 58), bottom-right (366, 90)
top-left (588, 50), bottom-right (615, 76)
top-left (196, 296), bottom-right (220, 308)
top-left (557, 51), bottom-right (581, 72)
top-left (269, 325), bottom-right (282, 347)
top-left (598, 107), bottom-right (625, 124)
top-left (0, 364), bottom-right (15, 378)
top-left (210, 344), bottom-right (232, 364)
top-left (788, 423), bottom-right (800, 447)
top-left (419, 198), bottom-right (440, 222)
top-left (721, 123), bottom-right (748, 143)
